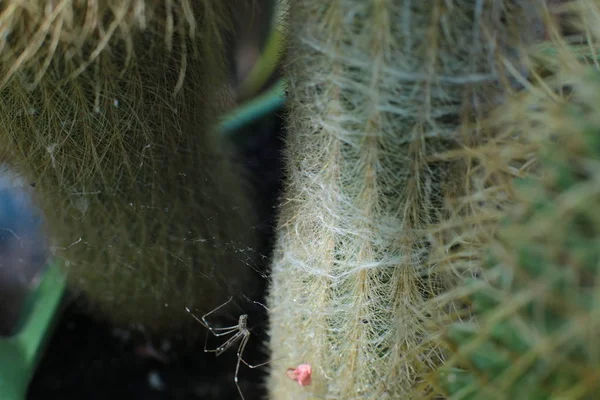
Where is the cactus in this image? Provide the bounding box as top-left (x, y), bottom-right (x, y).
top-left (266, 1), bottom-right (544, 398)
top-left (421, 1), bottom-right (600, 397)
top-left (0, 1), bottom-right (260, 333)
top-left (433, 65), bottom-right (600, 399)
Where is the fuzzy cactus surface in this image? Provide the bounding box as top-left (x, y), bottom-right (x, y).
top-left (266, 1), bottom-right (544, 398)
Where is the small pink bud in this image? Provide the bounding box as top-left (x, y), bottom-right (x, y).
top-left (286, 363), bottom-right (312, 386)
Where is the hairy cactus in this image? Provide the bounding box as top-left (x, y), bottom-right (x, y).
top-left (0, 1), bottom-right (260, 333)
top-left (434, 65), bottom-right (600, 399)
top-left (419, 1), bottom-right (600, 397)
top-left (266, 1), bottom-right (543, 398)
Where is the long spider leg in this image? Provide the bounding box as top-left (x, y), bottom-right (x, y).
top-left (236, 332), bottom-right (273, 369)
top-left (213, 330), bottom-right (245, 357)
top-left (204, 330), bottom-right (210, 353)
top-left (203, 296), bottom-right (234, 319)
top-left (203, 327), bottom-right (238, 353)
top-left (185, 307), bottom-right (210, 329)
top-left (205, 325), bottom-right (241, 337)
top-left (185, 296), bottom-right (235, 328)
top-left (186, 304), bottom-right (240, 337)
top-left (211, 325), bottom-right (242, 331)
top-left (234, 334), bottom-right (249, 400)
top-left (252, 300), bottom-right (270, 312)
top-left (203, 330), bottom-right (240, 354)
top-left (239, 356), bottom-right (273, 369)
top-left (187, 311), bottom-right (237, 337)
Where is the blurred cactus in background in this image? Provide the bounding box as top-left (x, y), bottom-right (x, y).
top-left (0, 1), bottom-right (260, 334)
top-left (430, 57), bottom-right (600, 400)
top-left (419, 1), bottom-right (600, 398)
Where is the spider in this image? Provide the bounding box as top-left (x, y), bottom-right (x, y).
top-left (186, 296), bottom-right (270, 400)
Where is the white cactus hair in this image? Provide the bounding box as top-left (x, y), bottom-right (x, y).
top-left (267, 1), bottom-right (550, 398)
